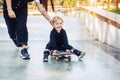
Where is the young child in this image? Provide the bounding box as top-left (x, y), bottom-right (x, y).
top-left (43, 16), bottom-right (86, 62)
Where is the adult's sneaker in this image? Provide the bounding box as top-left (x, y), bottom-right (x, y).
top-left (21, 48), bottom-right (30, 59)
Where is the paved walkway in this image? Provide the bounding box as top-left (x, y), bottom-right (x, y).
top-left (0, 13), bottom-right (120, 80)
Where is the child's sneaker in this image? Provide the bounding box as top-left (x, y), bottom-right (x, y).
top-left (43, 58), bottom-right (48, 62)
top-left (79, 51), bottom-right (86, 59)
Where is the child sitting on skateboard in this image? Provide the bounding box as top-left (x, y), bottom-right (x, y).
top-left (43, 16), bottom-right (86, 62)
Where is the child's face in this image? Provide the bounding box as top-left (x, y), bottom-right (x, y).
top-left (53, 19), bottom-right (63, 32)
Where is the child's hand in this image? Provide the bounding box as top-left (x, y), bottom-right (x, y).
top-left (53, 50), bottom-right (58, 53)
top-left (66, 49), bottom-right (70, 53)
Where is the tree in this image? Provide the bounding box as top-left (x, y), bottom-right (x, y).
top-left (116, 0), bottom-right (119, 11)
top-left (54, 0), bottom-right (77, 8)
top-left (107, 0), bottom-right (112, 8)
top-left (0, 0), bottom-right (3, 6)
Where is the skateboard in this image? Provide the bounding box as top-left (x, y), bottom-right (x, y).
top-left (51, 51), bottom-right (72, 61)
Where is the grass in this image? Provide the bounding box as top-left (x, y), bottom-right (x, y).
top-left (105, 7), bottom-right (120, 14)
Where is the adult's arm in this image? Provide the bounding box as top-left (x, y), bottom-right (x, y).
top-left (35, 1), bottom-right (52, 23)
top-left (5, 0), bottom-right (16, 18)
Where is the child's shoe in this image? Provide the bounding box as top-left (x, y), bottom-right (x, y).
top-left (79, 51), bottom-right (86, 59)
top-left (43, 58), bottom-right (48, 62)
top-left (43, 51), bottom-right (49, 62)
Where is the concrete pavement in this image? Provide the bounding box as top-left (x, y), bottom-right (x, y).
top-left (0, 13), bottom-right (120, 80)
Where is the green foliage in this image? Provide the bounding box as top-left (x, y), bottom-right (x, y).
top-left (0, 0), bottom-right (3, 6)
top-left (54, 0), bottom-right (81, 8)
top-left (105, 7), bottom-right (120, 14)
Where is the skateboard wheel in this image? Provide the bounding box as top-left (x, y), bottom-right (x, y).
top-left (55, 57), bottom-right (59, 61)
top-left (68, 56), bottom-right (71, 61)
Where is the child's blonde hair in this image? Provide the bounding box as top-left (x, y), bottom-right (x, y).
top-left (51, 16), bottom-right (64, 24)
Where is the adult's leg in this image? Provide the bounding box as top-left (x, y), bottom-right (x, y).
top-left (3, 12), bottom-right (20, 47)
top-left (15, 6), bottom-right (30, 59)
top-left (15, 6), bottom-right (28, 46)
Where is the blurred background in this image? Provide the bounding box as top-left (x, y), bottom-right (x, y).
top-left (0, 0), bottom-right (120, 16)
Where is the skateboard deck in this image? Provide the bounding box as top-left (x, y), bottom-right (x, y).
top-left (51, 51), bottom-right (72, 61)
